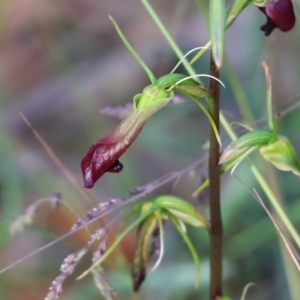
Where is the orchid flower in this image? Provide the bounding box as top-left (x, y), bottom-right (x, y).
top-left (81, 17), bottom-right (221, 189)
top-left (81, 85), bottom-right (173, 188)
top-left (256, 0), bottom-right (296, 36)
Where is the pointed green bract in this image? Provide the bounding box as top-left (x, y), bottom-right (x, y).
top-left (109, 16), bottom-right (157, 84)
top-left (154, 195), bottom-right (210, 228)
top-left (226, 0), bottom-right (253, 28)
top-left (209, 0), bottom-right (226, 68)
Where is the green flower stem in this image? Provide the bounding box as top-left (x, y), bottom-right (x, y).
top-left (264, 63), bottom-right (274, 132)
top-left (273, 114), bottom-right (280, 141)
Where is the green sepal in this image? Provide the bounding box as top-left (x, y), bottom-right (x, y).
top-left (260, 136), bottom-right (300, 176)
top-left (133, 85), bottom-right (173, 119)
top-left (157, 73), bottom-right (212, 98)
top-left (156, 73), bottom-right (188, 88)
top-left (252, 0), bottom-right (269, 7)
top-left (174, 85), bottom-right (212, 99)
top-left (154, 195), bottom-right (210, 228)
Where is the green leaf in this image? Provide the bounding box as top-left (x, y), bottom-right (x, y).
top-left (109, 16), bottom-right (157, 84)
top-left (190, 0), bottom-right (252, 65)
top-left (209, 0), bottom-right (226, 68)
top-left (226, 0), bottom-right (253, 28)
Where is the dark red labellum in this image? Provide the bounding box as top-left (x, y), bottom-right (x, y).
top-left (258, 0), bottom-right (295, 36)
top-left (107, 160), bottom-right (123, 173)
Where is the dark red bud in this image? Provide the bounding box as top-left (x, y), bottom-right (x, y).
top-left (258, 0), bottom-right (295, 36)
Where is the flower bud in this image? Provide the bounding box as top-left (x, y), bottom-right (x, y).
top-left (219, 130), bottom-right (273, 164)
top-left (260, 136), bottom-right (300, 175)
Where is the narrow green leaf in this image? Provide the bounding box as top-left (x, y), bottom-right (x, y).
top-left (209, 0), bottom-right (226, 68)
top-left (190, 0), bottom-right (252, 65)
top-left (226, 0), bottom-right (253, 28)
top-left (109, 16), bottom-right (157, 84)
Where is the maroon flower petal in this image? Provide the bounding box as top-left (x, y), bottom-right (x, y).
top-left (81, 108), bottom-right (144, 188)
top-left (258, 0), bottom-right (295, 36)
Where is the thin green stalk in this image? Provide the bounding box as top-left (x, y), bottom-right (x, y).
top-left (224, 56), bottom-right (254, 123)
top-left (249, 164), bottom-right (300, 247)
top-left (267, 166), bottom-right (300, 300)
top-left (208, 53), bottom-right (223, 299)
top-left (262, 61), bottom-right (274, 131)
top-left (141, 0), bottom-right (197, 77)
top-left (110, 16), bottom-right (157, 84)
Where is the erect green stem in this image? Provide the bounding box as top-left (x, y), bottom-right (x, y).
top-left (261, 61), bottom-right (274, 132)
top-left (208, 53), bottom-right (223, 299)
top-left (273, 113), bottom-right (280, 141)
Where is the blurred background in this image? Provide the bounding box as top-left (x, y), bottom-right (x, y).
top-left (0, 0), bottom-right (300, 299)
